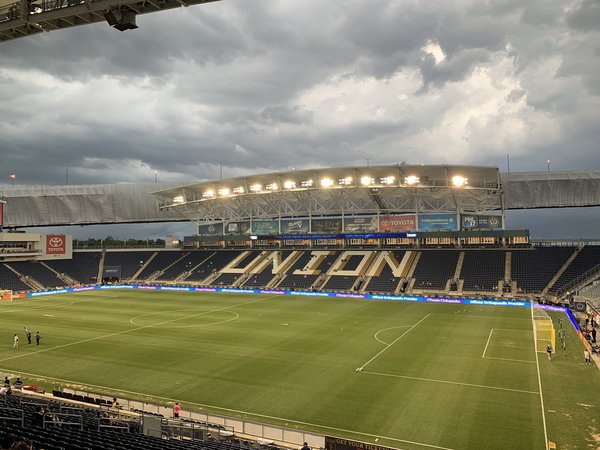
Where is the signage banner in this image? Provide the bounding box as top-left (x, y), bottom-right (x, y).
top-left (102, 266), bottom-right (122, 278)
top-left (344, 216), bottom-right (378, 233)
top-left (461, 214), bottom-right (503, 229)
top-left (225, 221), bottom-right (251, 235)
top-left (281, 218), bottom-right (309, 234)
top-left (252, 220), bottom-right (279, 235)
top-left (46, 234), bottom-right (66, 254)
top-left (311, 217), bottom-right (342, 233)
top-left (418, 213), bottom-right (457, 231)
top-left (198, 223), bottom-right (222, 236)
top-left (379, 214), bottom-right (417, 231)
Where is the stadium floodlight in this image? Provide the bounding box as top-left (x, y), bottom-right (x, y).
top-left (265, 183), bottom-right (278, 191)
top-left (232, 186), bottom-right (245, 194)
top-left (320, 177), bottom-right (334, 188)
top-left (300, 179), bottom-right (313, 188)
top-left (380, 176), bottom-right (395, 185)
top-left (249, 184), bottom-right (263, 193)
top-left (451, 175), bottom-right (468, 187)
top-left (338, 176), bottom-right (353, 186)
top-left (218, 188), bottom-right (231, 196)
top-left (202, 190), bottom-right (215, 198)
top-left (360, 176), bottom-right (374, 186)
top-left (283, 180), bottom-right (297, 189)
top-left (173, 195), bottom-right (185, 204)
top-left (404, 175), bottom-right (420, 185)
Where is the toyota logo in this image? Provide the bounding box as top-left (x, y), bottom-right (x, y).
top-left (49, 237), bottom-right (63, 247)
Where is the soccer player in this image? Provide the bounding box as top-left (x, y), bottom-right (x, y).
top-left (35, 331), bottom-right (41, 345)
top-left (546, 343), bottom-right (552, 362)
top-left (584, 349), bottom-right (591, 365)
top-left (13, 334), bottom-right (19, 349)
top-left (25, 327), bottom-right (32, 344)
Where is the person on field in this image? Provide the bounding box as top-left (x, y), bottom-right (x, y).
top-left (584, 349), bottom-right (591, 365)
top-left (546, 343), bottom-right (552, 362)
top-left (13, 334), bottom-right (19, 349)
top-left (24, 327), bottom-right (31, 345)
top-left (173, 402), bottom-right (181, 418)
top-left (35, 331), bottom-right (41, 345)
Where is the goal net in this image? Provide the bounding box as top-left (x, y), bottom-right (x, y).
top-left (0, 290), bottom-right (13, 301)
top-left (533, 307), bottom-right (556, 352)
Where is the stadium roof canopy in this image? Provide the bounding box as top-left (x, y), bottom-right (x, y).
top-left (1, 167), bottom-right (599, 228)
top-left (152, 165), bottom-right (504, 223)
top-left (0, 0), bottom-right (219, 43)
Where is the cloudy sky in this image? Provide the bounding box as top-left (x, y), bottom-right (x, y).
top-left (1, 0), bottom-right (599, 239)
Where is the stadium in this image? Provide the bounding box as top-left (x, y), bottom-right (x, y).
top-left (0, 164), bottom-right (599, 450)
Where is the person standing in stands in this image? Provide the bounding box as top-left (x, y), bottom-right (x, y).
top-left (300, 442), bottom-right (311, 450)
top-left (35, 331), bottom-right (41, 345)
top-left (13, 334), bottom-right (19, 349)
top-left (173, 402), bottom-right (181, 418)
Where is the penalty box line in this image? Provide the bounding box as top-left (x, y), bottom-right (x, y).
top-left (482, 328), bottom-right (535, 363)
top-left (362, 370), bottom-right (541, 395)
top-left (359, 313), bottom-right (430, 371)
top-left (0, 295), bottom-right (277, 363)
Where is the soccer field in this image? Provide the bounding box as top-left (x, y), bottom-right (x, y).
top-left (0, 290), bottom-right (597, 450)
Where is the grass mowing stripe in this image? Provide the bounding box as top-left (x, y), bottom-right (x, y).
top-left (530, 303), bottom-right (549, 450)
top-left (360, 313), bottom-right (430, 370)
top-left (482, 356), bottom-right (536, 364)
top-left (0, 366), bottom-right (455, 450)
top-left (0, 294), bottom-right (276, 363)
top-left (362, 370), bottom-right (541, 395)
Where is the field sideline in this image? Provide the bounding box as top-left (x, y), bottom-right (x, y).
top-left (0, 290), bottom-right (597, 450)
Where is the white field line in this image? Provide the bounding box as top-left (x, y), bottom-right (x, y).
top-left (0, 366), bottom-right (455, 450)
top-left (130, 310), bottom-right (239, 328)
top-left (0, 295), bottom-right (275, 363)
top-left (374, 325), bottom-right (413, 345)
top-left (360, 314), bottom-right (430, 370)
top-left (362, 370), bottom-right (540, 395)
top-left (482, 356), bottom-right (536, 364)
top-left (0, 295), bottom-right (119, 315)
top-left (482, 329), bottom-right (494, 358)
top-left (531, 304), bottom-right (549, 450)
top-left (493, 328), bottom-right (533, 333)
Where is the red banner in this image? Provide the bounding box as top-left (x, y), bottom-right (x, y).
top-left (379, 214), bottom-right (416, 231)
top-left (46, 234), bottom-right (66, 254)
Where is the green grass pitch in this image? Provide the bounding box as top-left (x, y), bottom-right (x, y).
top-left (0, 290), bottom-right (598, 450)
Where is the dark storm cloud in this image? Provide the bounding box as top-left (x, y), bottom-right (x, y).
top-left (1, 0), bottom-right (599, 237)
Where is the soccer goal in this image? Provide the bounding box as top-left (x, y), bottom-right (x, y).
top-left (0, 290), bottom-right (13, 301)
top-left (533, 307), bottom-right (556, 352)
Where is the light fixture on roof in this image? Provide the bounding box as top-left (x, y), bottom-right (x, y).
top-left (265, 183), bottom-right (278, 191)
top-left (283, 180), bottom-right (296, 189)
top-left (249, 184), bottom-right (263, 193)
top-left (218, 188), bottom-right (231, 196)
top-left (300, 179), bottom-right (313, 188)
top-left (380, 176), bottom-right (396, 185)
top-left (173, 195), bottom-right (185, 204)
top-left (233, 186), bottom-right (245, 194)
top-left (202, 190), bottom-right (215, 198)
top-left (320, 178), bottom-right (334, 188)
top-left (338, 176), bottom-right (353, 186)
top-left (104, 7), bottom-right (138, 31)
top-left (404, 175), bottom-right (420, 185)
top-left (451, 175), bottom-right (468, 187)
top-left (360, 176), bottom-right (374, 186)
